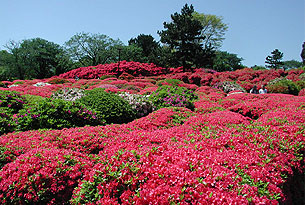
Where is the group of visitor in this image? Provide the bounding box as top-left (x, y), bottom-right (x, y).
top-left (250, 85), bottom-right (267, 94)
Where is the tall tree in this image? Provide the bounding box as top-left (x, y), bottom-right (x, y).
top-left (301, 42), bottom-right (305, 65)
top-left (5, 40), bottom-right (27, 80)
top-left (213, 51), bottom-right (244, 72)
top-left (0, 50), bottom-right (14, 80)
top-left (158, 4), bottom-right (207, 72)
top-left (129, 34), bottom-right (159, 57)
top-left (265, 49), bottom-right (284, 69)
top-left (192, 12), bottom-right (228, 49)
top-left (128, 34), bottom-right (171, 67)
top-left (19, 38), bottom-right (64, 79)
top-left (65, 32), bottom-right (123, 67)
top-left (4, 38), bottom-right (65, 79)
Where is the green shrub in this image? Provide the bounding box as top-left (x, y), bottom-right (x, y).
top-left (149, 85), bottom-right (198, 110)
top-left (99, 75), bottom-right (116, 80)
top-left (16, 98), bottom-right (103, 131)
top-left (251, 65), bottom-right (267, 70)
top-left (77, 88), bottom-right (136, 124)
top-left (295, 80), bottom-right (305, 90)
top-left (299, 73), bottom-right (305, 80)
top-left (0, 90), bottom-right (26, 135)
top-left (23, 94), bottom-right (45, 105)
top-left (267, 78), bottom-right (300, 95)
top-left (0, 108), bottom-right (17, 135)
top-left (156, 79), bottom-right (184, 86)
top-left (47, 78), bottom-right (70, 84)
top-left (13, 81), bottom-right (24, 85)
top-left (0, 90), bottom-right (25, 113)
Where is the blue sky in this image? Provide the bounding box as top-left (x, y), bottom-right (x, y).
top-left (1, 0), bottom-right (304, 67)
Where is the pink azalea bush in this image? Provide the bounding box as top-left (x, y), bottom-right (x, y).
top-left (0, 148), bottom-right (93, 204)
top-left (0, 63), bottom-right (305, 204)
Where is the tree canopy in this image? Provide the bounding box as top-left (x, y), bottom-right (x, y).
top-left (158, 4), bottom-right (212, 71)
top-left (282, 60), bottom-right (303, 70)
top-left (265, 49), bottom-right (284, 69)
top-left (4, 38), bottom-right (68, 79)
top-left (192, 12), bottom-right (228, 49)
top-left (213, 51), bottom-right (244, 72)
top-left (65, 32), bottom-right (123, 67)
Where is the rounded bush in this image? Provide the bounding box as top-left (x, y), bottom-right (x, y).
top-left (0, 90), bottom-right (25, 113)
top-left (118, 92), bottom-right (154, 118)
top-left (298, 88), bottom-right (305, 96)
top-left (0, 90), bottom-right (26, 135)
top-left (51, 88), bottom-right (86, 101)
top-left (71, 150), bottom-right (142, 204)
top-left (47, 78), bottom-right (70, 84)
top-left (23, 94), bottom-right (45, 105)
top-left (267, 78), bottom-right (299, 95)
top-left (78, 88), bottom-right (136, 124)
top-left (295, 80), bottom-right (305, 90)
top-left (212, 81), bottom-right (246, 93)
top-left (156, 78), bottom-right (184, 86)
top-left (149, 85), bottom-right (198, 110)
top-left (0, 148), bottom-right (93, 204)
top-left (16, 98), bottom-right (103, 131)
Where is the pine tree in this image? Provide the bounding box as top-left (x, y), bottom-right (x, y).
top-left (265, 49), bottom-right (284, 69)
top-left (158, 4), bottom-right (209, 72)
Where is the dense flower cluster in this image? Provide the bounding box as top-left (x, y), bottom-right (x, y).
top-left (58, 61), bottom-right (170, 79)
top-left (0, 90), bottom-right (303, 204)
top-left (0, 65), bottom-right (305, 204)
top-left (212, 81), bottom-right (246, 93)
top-left (149, 85), bottom-right (198, 110)
top-left (118, 92), bottom-right (154, 117)
top-left (51, 88), bottom-right (86, 101)
top-left (0, 148), bottom-right (93, 204)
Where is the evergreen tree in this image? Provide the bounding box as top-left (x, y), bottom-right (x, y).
top-left (129, 34), bottom-right (159, 57)
top-left (158, 4), bottom-right (209, 72)
top-left (301, 42), bottom-right (305, 65)
top-left (265, 49), bottom-right (284, 69)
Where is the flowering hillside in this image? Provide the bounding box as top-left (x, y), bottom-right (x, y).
top-left (0, 62), bottom-right (304, 204)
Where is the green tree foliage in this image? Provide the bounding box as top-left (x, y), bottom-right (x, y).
top-left (265, 49), bottom-right (284, 69)
top-left (301, 42), bottom-right (305, 65)
top-left (4, 38), bottom-right (67, 79)
top-left (129, 34), bottom-right (159, 57)
top-left (128, 34), bottom-right (173, 67)
top-left (213, 51), bottom-right (244, 72)
top-left (20, 38), bottom-right (66, 78)
top-left (0, 50), bottom-right (14, 80)
top-left (267, 78), bottom-right (299, 95)
top-left (65, 32), bottom-right (123, 67)
top-left (158, 4), bottom-right (213, 71)
top-left (192, 12), bottom-right (228, 49)
top-left (282, 60), bottom-right (303, 70)
top-left (115, 44), bottom-right (147, 63)
top-left (4, 41), bottom-right (27, 80)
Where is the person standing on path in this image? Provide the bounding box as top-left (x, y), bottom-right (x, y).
top-left (259, 85), bottom-right (267, 94)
